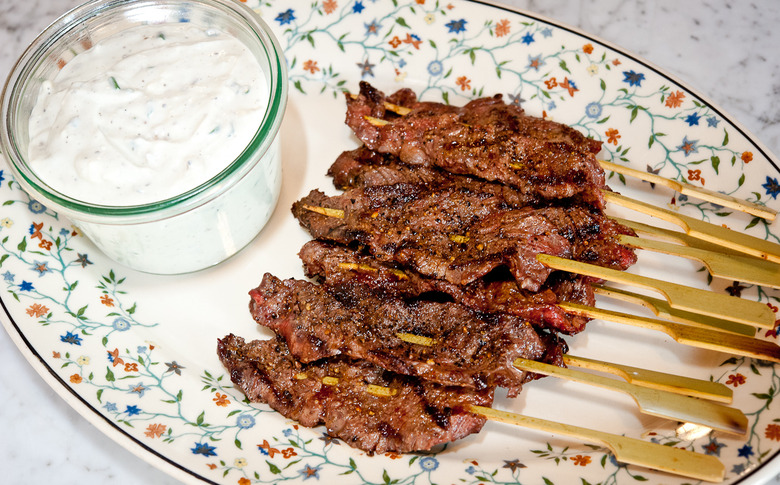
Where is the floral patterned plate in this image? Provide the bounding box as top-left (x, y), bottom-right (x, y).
top-left (2, 0), bottom-right (780, 484)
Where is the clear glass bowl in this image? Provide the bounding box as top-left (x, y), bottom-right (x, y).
top-left (0, 0), bottom-right (287, 274)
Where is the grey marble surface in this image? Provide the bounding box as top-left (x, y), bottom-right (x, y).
top-left (1, 0), bottom-right (779, 484)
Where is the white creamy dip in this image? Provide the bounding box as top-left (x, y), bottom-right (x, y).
top-left (27, 23), bottom-right (269, 206)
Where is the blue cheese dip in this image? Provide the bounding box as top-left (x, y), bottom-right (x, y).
top-left (27, 23), bottom-right (268, 206)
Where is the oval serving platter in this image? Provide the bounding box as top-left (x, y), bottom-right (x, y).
top-left (1, 0), bottom-right (779, 484)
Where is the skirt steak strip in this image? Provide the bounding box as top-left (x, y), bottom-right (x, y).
top-left (218, 334), bottom-right (493, 454)
top-left (248, 273), bottom-right (566, 395)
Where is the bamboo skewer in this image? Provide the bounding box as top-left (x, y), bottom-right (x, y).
top-left (394, 331), bottom-right (732, 402)
top-left (599, 159), bottom-right (777, 221)
top-left (563, 354), bottom-right (733, 403)
top-left (592, 285), bottom-right (757, 337)
top-left (619, 234), bottom-right (780, 289)
top-left (315, 373), bottom-right (725, 481)
top-left (366, 108), bottom-right (780, 262)
top-left (537, 253), bottom-right (775, 329)
top-left (605, 191), bottom-right (780, 264)
top-left (615, 217), bottom-right (764, 258)
top-left (513, 358), bottom-right (746, 435)
top-left (300, 203), bottom-right (345, 219)
top-left (560, 302), bottom-right (780, 363)
top-left (349, 94), bottom-right (412, 116)
top-left (307, 199), bottom-right (780, 290)
top-left (471, 405), bottom-right (725, 482)
top-left (300, 202), bottom-right (774, 329)
top-left (301, 202), bottom-right (775, 361)
top-left (280, 95), bottom-right (773, 482)
top-left (361, 105), bottom-right (775, 222)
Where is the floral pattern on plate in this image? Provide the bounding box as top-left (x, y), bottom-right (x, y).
top-left (1, 1), bottom-right (779, 484)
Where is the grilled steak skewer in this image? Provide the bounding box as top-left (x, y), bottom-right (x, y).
top-left (300, 240), bottom-right (593, 334)
top-left (218, 334), bottom-right (493, 454)
top-left (329, 146), bottom-right (540, 207)
top-left (345, 81), bottom-right (607, 208)
top-left (249, 273), bottom-right (566, 395)
top-left (292, 185), bottom-right (636, 291)
top-left (329, 146), bottom-right (447, 191)
top-left (217, 82), bottom-right (643, 457)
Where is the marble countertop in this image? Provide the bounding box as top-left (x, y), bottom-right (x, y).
top-left (1, 0), bottom-right (779, 483)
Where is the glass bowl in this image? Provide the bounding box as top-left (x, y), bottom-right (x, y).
top-left (0, 0), bottom-right (287, 274)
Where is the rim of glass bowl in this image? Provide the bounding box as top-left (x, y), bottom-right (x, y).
top-left (0, 0), bottom-right (288, 223)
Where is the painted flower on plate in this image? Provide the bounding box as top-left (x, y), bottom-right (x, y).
top-left (685, 112), bottom-right (701, 126)
top-left (527, 54), bottom-right (544, 71)
top-left (30, 260), bottom-right (50, 277)
top-left (73, 253), bottom-right (92, 267)
top-left (427, 60), bottom-right (443, 76)
top-left (585, 102), bottom-right (602, 119)
top-left (128, 382), bottom-right (149, 397)
top-left (763, 176), bottom-right (780, 199)
top-left (145, 423), bottom-right (167, 438)
top-left (357, 59), bottom-right (375, 77)
top-left (61, 331), bottom-right (82, 345)
top-left (27, 200), bottom-right (46, 214)
top-left (738, 444), bottom-right (754, 458)
top-left (702, 437), bottom-right (726, 456)
top-left (495, 19), bottom-right (510, 37)
top-left (26, 303), bottom-right (48, 318)
top-left (507, 93), bottom-right (523, 106)
top-left (677, 136), bottom-right (699, 156)
top-left (192, 442), bottom-right (217, 457)
top-left (605, 128), bottom-right (621, 145)
top-left (622, 69), bottom-right (645, 87)
top-left (445, 19), bottom-right (466, 33)
top-left (299, 464), bottom-right (320, 480)
top-left (322, 0), bottom-right (337, 14)
top-left (503, 459), bottom-right (526, 472)
top-left (365, 19), bottom-right (380, 36)
top-left (165, 361), bottom-right (185, 375)
top-left (112, 317), bottom-right (131, 331)
top-left (419, 456), bottom-right (439, 471)
top-left (275, 9), bottom-right (295, 25)
top-left (237, 414), bottom-right (256, 429)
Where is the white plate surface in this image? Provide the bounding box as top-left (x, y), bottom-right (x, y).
top-left (1, 0), bottom-right (779, 483)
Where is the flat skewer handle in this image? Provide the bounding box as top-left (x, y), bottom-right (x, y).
top-left (605, 191), bottom-right (780, 264)
top-left (619, 235), bottom-right (780, 289)
top-left (561, 302), bottom-right (780, 363)
top-left (615, 217), bottom-right (759, 257)
top-left (395, 329), bottom-right (733, 402)
top-left (599, 159), bottom-right (776, 221)
top-left (592, 285), bottom-right (757, 337)
top-left (514, 358), bottom-right (747, 435)
top-left (470, 405), bottom-right (725, 482)
top-left (564, 354), bottom-right (733, 403)
top-left (537, 253), bottom-right (775, 329)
